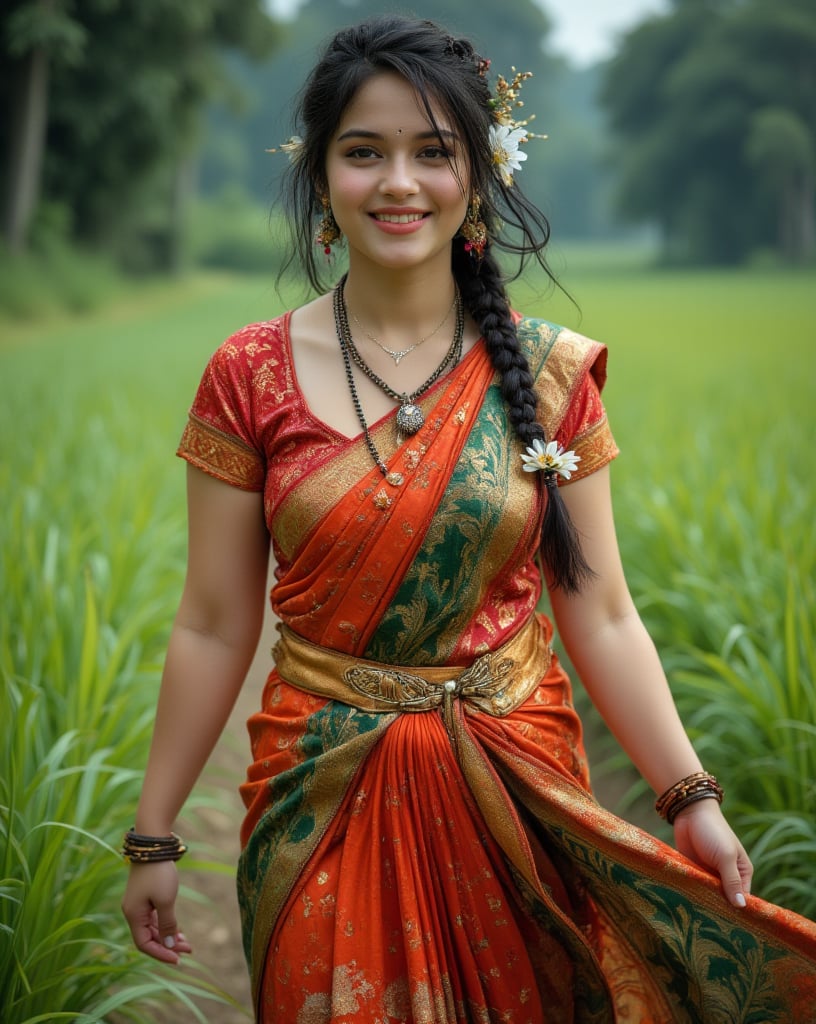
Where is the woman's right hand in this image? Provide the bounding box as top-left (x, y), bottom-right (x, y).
top-left (121, 860), bottom-right (193, 964)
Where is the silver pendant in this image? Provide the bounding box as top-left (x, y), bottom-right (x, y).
top-left (397, 403), bottom-right (424, 435)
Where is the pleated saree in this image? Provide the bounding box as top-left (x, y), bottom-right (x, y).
top-left (178, 313), bottom-right (816, 1023)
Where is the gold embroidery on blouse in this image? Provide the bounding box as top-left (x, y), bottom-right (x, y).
top-left (177, 412), bottom-right (264, 491)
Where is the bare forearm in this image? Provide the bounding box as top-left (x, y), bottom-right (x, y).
top-left (134, 622), bottom-right (259, 834)
top-left (561, 610), bottom-right (702, 795)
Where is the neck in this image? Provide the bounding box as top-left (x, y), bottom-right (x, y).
top-left (342, 261), bottom-right (457, 337)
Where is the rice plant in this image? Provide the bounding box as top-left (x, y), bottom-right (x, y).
top-left (1, 260), bottom-right (813, 1024)
top-left (616, 435), bottom-right (816, 916)
top-left (0, 318), bottom-right (245, 1021)
top-left (521, 257), bottom-right (816, 915)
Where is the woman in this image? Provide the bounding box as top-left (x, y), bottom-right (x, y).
top-left (122, 15), bottom-right (816, 1023)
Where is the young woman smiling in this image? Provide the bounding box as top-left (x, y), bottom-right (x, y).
top-left (122, 14), bottom-right (816, 1023)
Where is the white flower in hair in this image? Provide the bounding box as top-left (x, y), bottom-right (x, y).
top-left (520, 439), bottom-right (581, 479)
top-left (489, 124), bottom-right (528, 185)
top-left (266, 135), bottom-right (304, 162)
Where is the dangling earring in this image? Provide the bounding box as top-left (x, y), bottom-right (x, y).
top-left (316, 196), bottom-right (341, 256)
top-left (460, 194), bottom-right (487, 260)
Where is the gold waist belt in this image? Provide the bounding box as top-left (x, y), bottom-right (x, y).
top-left (272, 615), bottom-right (551, 719)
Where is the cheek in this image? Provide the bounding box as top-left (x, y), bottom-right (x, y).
top-left (326, 165), bottom-right (366, 210)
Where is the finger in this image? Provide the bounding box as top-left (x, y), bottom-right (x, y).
top-left (718, 856), bottom-right (748, 908)
top-left (127, 918), bottom-right (183, 964)
top-left (154, 900), bottom-right (182, 951)
top-left (737, 847), bottom-right (754, 896)
top-left (136, 933), bottom-right (185, 964)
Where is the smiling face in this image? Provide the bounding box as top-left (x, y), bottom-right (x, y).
top-left (324, 72), bottom-right (470, 277)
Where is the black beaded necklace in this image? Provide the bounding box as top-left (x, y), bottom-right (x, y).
top-left (333, 276), bottom-right (464, 468)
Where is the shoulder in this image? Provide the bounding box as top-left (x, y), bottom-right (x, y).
top-left (515, 315), bottom-right (609, 395)
top-left (207, 314), bottom-right (291, 374)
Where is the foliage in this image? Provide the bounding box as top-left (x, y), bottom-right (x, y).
top-left (601, 0), bottom-right (816, 264)
top-left (0, 237), bottom-right (123, 322)
top-left (0, 297), bottom-right (249, 1021)
top-left (186, 186), bottom-right (285, 274)
top-left (0, 0), bottom-right (281, 262)
top-left (198, 0), bottom-right (620, 240)
top-left (518, 253), bottom-right (816, 911)
top-left (0, 258), bottom-right (813, 1022)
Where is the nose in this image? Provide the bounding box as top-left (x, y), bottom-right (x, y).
top-left (379, 155), bottom-right (418, 198)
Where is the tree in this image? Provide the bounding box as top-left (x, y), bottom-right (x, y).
top-left (601, 0), bottom-right (816, 263)
top-left (1, 0), bottom-right (85, 253)
top-left (746, 108), bottom-right (815, 262)
top-left (0, 0), bottom-right (281, 262)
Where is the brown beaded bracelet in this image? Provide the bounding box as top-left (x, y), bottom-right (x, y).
top-left (122, 829), bottom-right (187, 864)
top-left (655, 771), bottom-right (724, 825)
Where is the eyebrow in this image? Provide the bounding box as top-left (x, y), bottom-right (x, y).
top-left (336, 128), bottom-right (459, 142)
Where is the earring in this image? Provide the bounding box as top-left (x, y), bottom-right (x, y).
top-left (460, 194), bottom-right (487, 260)
top-left (316, 197), bottom-right (341, 256)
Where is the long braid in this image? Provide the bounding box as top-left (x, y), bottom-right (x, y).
top-left (282, 15), bottom-right (596, 592)
top-left (454, 244), bottom-right (595, 594)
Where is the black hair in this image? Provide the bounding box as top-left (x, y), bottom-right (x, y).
top-left (282, 14), bottom-right (593, 593)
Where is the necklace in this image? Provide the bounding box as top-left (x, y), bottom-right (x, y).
top-left (350, 292), bottom-right (457, 365)
top-left (333, 278), bottom-right (464, 484)
top-left (335, 276), bottom-right (464, 439)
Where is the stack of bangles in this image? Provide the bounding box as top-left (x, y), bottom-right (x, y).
top-left (122, 829), bottom-right (187, 864)
top-left (655, 771), bottom-right (724, 825)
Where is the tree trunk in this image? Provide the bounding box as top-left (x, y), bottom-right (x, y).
top-left (795, 170), bottom-right (815, 262)
top-left (2, 49), bottom-right (50, 253)
top-left (167, 156), bottom-right (198, 274)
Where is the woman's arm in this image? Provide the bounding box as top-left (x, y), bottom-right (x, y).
top-left (122, 466), bottom-right (270, 962)
top-left (548, 466), bottom-right (753, 907)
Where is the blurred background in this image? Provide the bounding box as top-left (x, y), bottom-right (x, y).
top-left (2, 0), bottom-right (814, 301)
top-left (1, 2), bottom-right (814, 1022)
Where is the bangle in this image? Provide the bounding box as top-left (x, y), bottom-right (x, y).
top-left (655, 771), bottom-right (724, 825)
top-left (122, 828), bottom-right (187, 864)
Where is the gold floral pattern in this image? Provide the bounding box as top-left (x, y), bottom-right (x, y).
top-left (179, 313), bottom-right (816, 1024)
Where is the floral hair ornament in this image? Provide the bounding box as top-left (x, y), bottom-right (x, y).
top-left (265, 135), bottom-right (304, 162)
top-left (520, 439), bottom-right (580, 481)
top-left (488, 68), bottom-right (547, 186)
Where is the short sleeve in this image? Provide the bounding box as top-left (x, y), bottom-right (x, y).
top-left (519, 317), bottom-right (619, 486)
top-left (554, 368), bottom-right (619, 484)
top-left (176, 327), bottom-right (267, 492)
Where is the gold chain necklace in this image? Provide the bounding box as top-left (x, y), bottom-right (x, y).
top-left (333, 278), bottom-right (464, 487)
top-left (349, 292), bottom-right (457, 365)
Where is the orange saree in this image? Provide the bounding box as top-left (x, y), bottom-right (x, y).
top-left (178, 314), bottom-right (816, 1023)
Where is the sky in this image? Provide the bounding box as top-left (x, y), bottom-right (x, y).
top-left (265, 0), bottom-right (670, 67)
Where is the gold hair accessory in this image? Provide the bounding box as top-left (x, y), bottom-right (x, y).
top-left (488, 68), bottom-right (547, 186)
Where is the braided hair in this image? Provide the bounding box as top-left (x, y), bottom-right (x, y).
top-left (283, 15), bottom-right (594, 593)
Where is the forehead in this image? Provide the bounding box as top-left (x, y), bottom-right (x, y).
top-left (337, 71), bottom-right (453, 134)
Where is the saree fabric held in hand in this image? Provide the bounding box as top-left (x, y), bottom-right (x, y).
top-left (178, 315), bottom-right (816, 1023)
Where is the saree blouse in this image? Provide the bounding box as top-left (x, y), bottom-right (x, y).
top-left (177, 312), bottom-right (618, 666)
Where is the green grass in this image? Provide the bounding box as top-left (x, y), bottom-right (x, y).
top-left (0, 273), bottom-right (265, 1022)
top-left (516, 248), bottom-right (816, 913)
top-left (0, 253), bottom-right (814, 1019)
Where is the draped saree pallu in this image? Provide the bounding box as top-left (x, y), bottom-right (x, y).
top-left (178, 316), bottom-right (816, 1024)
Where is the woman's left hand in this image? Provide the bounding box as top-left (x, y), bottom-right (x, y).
top-left (672, 798), bottom-right (753, 908)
